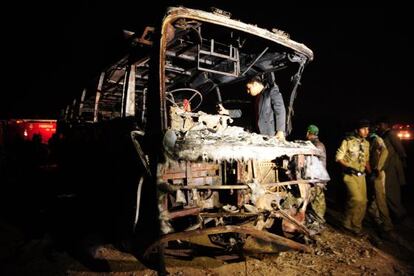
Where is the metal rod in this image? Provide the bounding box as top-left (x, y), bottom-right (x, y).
top-left (241, 47), bottom-right (269, 76)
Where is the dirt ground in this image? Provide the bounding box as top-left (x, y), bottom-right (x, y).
top-left (1, 219), bottom-right (413, 276)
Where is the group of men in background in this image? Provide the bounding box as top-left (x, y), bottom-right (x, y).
top-left (305, 118), bottom-right (409, 242)
top-left (333, 118), bottom-right (408, 240)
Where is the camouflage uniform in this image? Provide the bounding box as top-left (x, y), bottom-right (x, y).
top-left (336, 134), bottom-right (370, 233)
top-left (368, 134), bottom-right (393, 231)
top-left (309, 136), bottom-right (327, 219)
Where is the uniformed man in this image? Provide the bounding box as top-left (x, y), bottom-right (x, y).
top-left (306, 124), bottom-right (327, 219)
top-left (336, 119), bottom-right (371, 236)
top-left (367, 129), bottom-right (394, 237)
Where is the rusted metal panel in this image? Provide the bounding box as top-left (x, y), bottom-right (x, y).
top-left (144, 225), bottom-right (311, 258)
top-left (164, 7), bottom-right (313, 61)
top-left (168, 207), bottom-right (201, 219)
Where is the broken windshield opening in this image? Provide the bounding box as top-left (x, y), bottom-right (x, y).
top-left (162, 17), bottom-right (308, 135)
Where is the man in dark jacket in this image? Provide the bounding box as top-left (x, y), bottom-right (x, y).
top-left (377, 118), bottom-right (407, 223)
top-left (246, 76), bottom-right (286, 140)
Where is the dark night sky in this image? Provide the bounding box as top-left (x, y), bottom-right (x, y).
top-left (2, 2), bottom-right (412, 130)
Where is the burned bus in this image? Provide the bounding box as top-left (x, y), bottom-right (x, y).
top-left (62, 7), bottom-right (329, 257)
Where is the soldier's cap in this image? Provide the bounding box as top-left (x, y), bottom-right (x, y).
top-left (307, 124), bottom-right (319, 135)
top-left (356, 119), bottom-right (370, 129)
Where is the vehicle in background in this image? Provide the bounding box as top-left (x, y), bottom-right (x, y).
top-left (393, 123), bottom-right (413, 141)
top-left (1, 119), bottom-right (56, 144)
top-left (60, 6), bottom-right (328, 258)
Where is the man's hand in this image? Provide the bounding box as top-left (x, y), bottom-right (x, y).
top-left (275, 130), bottom-right (285, 141)
top-left (217, 103), bottom-right (229, 115)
